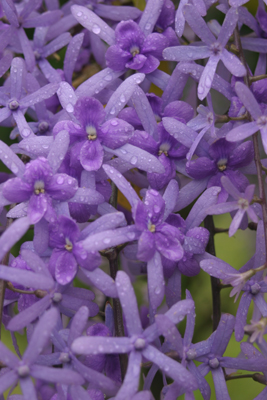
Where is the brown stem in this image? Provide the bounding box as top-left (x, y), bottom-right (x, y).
top-left (249, 74), bottom-right (267, 83)
top-left (226, 373), bottom-right (267, 385)
top-left (204, 215), bottom-right (221, 331)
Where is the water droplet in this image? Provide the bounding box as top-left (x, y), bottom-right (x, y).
top-left (57, 176), bottom-right (64, 185)
top-left (103, 238), bottom-right (111, 244)
top-left (110, 107), bottom-right (116, 115)
top-left (155, 286), bottom-right (161, 294)
top-left (77, 11), bottom-right (82, 17)
top-left (145, 22), bottom-right (151, 30)
top-left (104, 74), bottom-right (112, 82)
top-left (120, 94), bottom-right (125, 103)
top-left (130, 156), bottom-right (137, 165)
top-left (21, 128), bottom-right (31, 138)
top-left (92, 24), bottom-right (101, 34)
top-left (10, 163), bottom-right (18, 174)
top-left (66, 103), bottom-right (74, 113)
top-left (127, 232), bottom-right (135, 240)
top-left (110, 119), bottom-right (118, 126)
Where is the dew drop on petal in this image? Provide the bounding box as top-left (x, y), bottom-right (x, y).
top-left (110, 119), bottom-right (118, 126)
top-left (130, 156), bottom-right (137, 165)
top-left (103, 238), bottom-right (111, 244)
top-left (21, 128), bottom-right (31, 138)
top-left (66, 103), bottom-right (74, 113)
top-left (57, 176), bottom-right (64, 185)
top-left (10, 163), bottom-right (18, 174)
top-left (92, 24), bottom-right (101, 34)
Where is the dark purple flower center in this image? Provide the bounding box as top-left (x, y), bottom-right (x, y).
top-left (34, 180), bottom-right (45, 195)
top-left (210, 42), bottom-right (222, 56)
top-left (8, 99), bottom-right (19, 110)
top-left (86, 125), bottom-right (97, 140)
top-left (217, 158), bottom-right (228, 171)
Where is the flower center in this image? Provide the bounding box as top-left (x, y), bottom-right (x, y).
top-left (34, 180), bottom-right (45, 195)
top-left (130, 45), bottom-right (140, 57)
top-left (38, 121), bottom-right (49, 134)
top-left (209, 357), bottom-right (220, 369)
top-left (158, 142), bottom-right (171, 157)
top-left (59, 352), bottom-right (71, 363)
top-left (186, 349), bottom-right (197, 361)
top-left (17, 364), bottom-right (30, 377)
top-left (8, 99), bottom-right (19, 110)
top-left (64, 238), bottom-right (73, 251)
top-left (210, 42), bottom-right (222, 56)
top-left (257, 115), bottom-right (267, 128)
top-left (217, 158), bottom-right (228, 171)
top-left (86, 125), bottom-right (97, 140)
top-left (148, 222), bottom-right (156, 232)
top-left (238, 198), bottom-right (249, 210)
top-left (134, 337), bottom-right (146, 350)
top-left (52, 292), bottom-right (62, 303)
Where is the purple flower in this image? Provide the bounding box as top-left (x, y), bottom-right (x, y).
top-left (227, 81), bottom-right (267, 153)
top-left (2, 157), bottom-right (78, 224)
top-left (164, 6), bottom-right (246, 99)
top-left (71, 271), bottom-right (198, 398)
top-left (54, 96), bottom-right (134, 172)
top-left (49, 215), bottom-right (101, 285)
top-left (207, 176), bottom-right (258, 236)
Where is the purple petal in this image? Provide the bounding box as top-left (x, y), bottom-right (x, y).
top-left (0, 265), bottom-right (53, 290)
top-left (71, 336), bottom-right (131, 355)
top-left (71, 5), bottom-right (115, 46)
top-left (218, 7), bottom-right (239, 47)
top-left (23, 308), bottom-right (58, 365)
top-left (80, 267), bottom-right (117, 298)
top-left (235, 81), bottom-right (262, 120)
top-left (103, 165), bottom-right (139, 207)
top-left (18, 28), bottom-right (35, 72)
top-left (211, 367), bottom-right (230, 400)
top-left (155, 224), bottom-right (184, 261)
top-left (80, 140), bottom-right (104, 172)
top-left (7, 295), bottom-right (51, 331)
top-left (143, 345), bottom-right (197, 390)
top-left (183, 4), bottom-right (215, 45)
top-left (139, 0), bottom-right (164, 36)
top-left (137, 230), bottom-right (156, 262)
top-left (101, 119), bottom-right (134, 149)
top-left (55, 251), bottom-right (77, 285)
top-left (211, 314), bottom-right (235, 356)
top-left (166, 269), bottom-right (181, 308)
top-left (3, 178), bottom-right (32, 203)
top-left (165, 299), bottom-right (195, 324)
top-left (147, 251), bottom-right (165, 310)
top-left (221, 50), bottom-right (246, 77)
top-left (0, 370), bottom-right (18, 394)
top-left (0, 141), bottom-right (26, 177)
top-left (163, 179), bottom-right (179, 220)
top-left (68, 306), bottom-right (89, 346)
top-left (28, 194), bottom-right (47, 224)
top-left (80, 211), bottom-right (126, 238)
top-left (163, 45), bottom-right (210, 62)
top-left (95, 4), bottom-right (141, 21)
top-left (47, 130), bottom-right (69, 174)
top-left (47, 174), bottom-right (78, 200)
top-left (226, 121), bottom-right (258, 142)
top-left (20, 83), bottom-right (59, 108)
top-left (69, 187), bottom-right (104, 205)
top-left (31, 365), bottom-right (84, 385)
top-left (198, 55), bottom-right (219, 100)
top-left (235, 292), bottom-right (251, 341)
top-left (10, 57), bottom-right (25, 100)
top-left (0, 217), bottom-right (30, 261)
top-left (0, 341), bottom-right (19, 368)
top-left (116, 271), bottom-right (143, 336)
top-left (104, 73), bottom-right (145, 120)
top-left (114, 351), bottom-right (142, 400)
top-left (64, 33), bottom-right (84, 84)
top-left (106, 144), bottom-right (165, 173)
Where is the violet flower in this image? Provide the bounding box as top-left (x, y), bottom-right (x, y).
top-left (71, 271), bottom-right (198, 399)
top-left (163, 5), bottom-right (246, 99)
top-left (227, 81), bottom-right (267, 153)
top-left (207, 176), bottom-right (258, 236)
top-left (0, 308), bottom-right (84, 398)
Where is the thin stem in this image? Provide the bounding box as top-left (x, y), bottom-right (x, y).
top-left (249, 74), bottom-right (267, 83)
top-left (226, 373), bottom-right (266, 385)
top-left (5, 282), bottom-right (47, 298)
top-left (204, 215), bottom-right (221, 331)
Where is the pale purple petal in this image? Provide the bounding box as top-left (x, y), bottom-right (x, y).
top-left (42, 33), bottom-right (71, 58)
top-left (20, 83), bottom-right (59, 109)
top-left (226, 121), bottom-right (258, 142)
top-left (131, 87), bottom-right (158, 138)
top-left (0, 265), bottom-right (53, 290)
top-left (18, 28), bottom-right (35, 72)
top-left (64, 33), bottom-right (84, 84)
top-left (0, 140), bottom-right (25, 177)
top-left (68, 306), bottom-right (89, 346)
top-left (0, 370), bottom-right (18, 394)
top-left (218, 7), bottom-right (239, 47)
top-left (235, 81), bottom-right (262, 120)
top-left (104, 73), bottom-right (145, 120)
top-left (105, 144), bottom-right (164, 173)
top-left (116, 271), bottom-right (143, 336)
top-left (163, 46), bottom-right (211, 62)
top-left (143, 345), bottom-right (197, 390)
top-left (80, 212), bottom-right (126, 239)
top-left (229, 209), bottom-right (245, 236)
top-left (166, 269), bottom-right (181, 308)
top-left (23, 308), bottom-right (58, 365)
top-left (163, 179), bottom-right (179, 221)
top-left (57, 81), bottom-right (77, 113)
top-left (198, 55), bottom-right (219, 100)
top-left (139, 0), bottom-right (164, 36)
top-left (7, 295), bottom-right (51, 331)
top-left (76, 68), bottom-right (125, 98)
top-left (31, 365), bottom-right (84, 385)
top-left (80, 267), bottom-right (117, 298)
top-left (10, 57), bottom-right (25, 100)
top-left (18, 136), bottom-right (53, 158)
top-left (95, 4), bottom-right (141, 21)
top-left (115, 351), bottom-right (142, 400)
top-left (0, 107), bottom-right (11, 123)
top-left (69, 188), bottom-right (104, 205)
top-left (183, 4), bottom-right (215, 45)
top-left (221, 50), bottom-right (246, 77)
top-left (12, 111), bottom-right (34, 139)
top-left (47, 130), bottom-right (69, 173)
top-left (235, 292), bottom-right (251, 341)
top-left (103, 165), bottom-right (140, 207)
top-left (211, 368), bottom-right (230, 400)
top-left (165, 299), bottom-right (195, 324)
top-left (0, 342), bottom-right (19, 368)
top-left (0, 217), bottom-right (30, 261)
top-left (161, 64), bottom-right (188, 109)
top-left (71, 336), bottom-right (131, 355)
top-left (71, 5), bottom-right (115, 45)
top-left (211, 314), bottom-right (235, 355)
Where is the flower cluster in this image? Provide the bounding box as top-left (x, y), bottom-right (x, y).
top-left (0, 0), bottom-right (267, 399)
